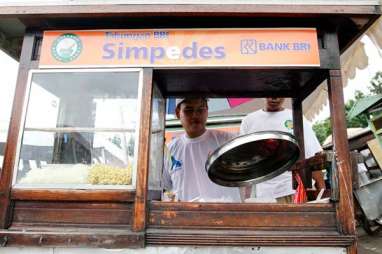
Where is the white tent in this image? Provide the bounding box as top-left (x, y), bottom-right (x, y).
top-left (303, 16), bottom-right (382, 120)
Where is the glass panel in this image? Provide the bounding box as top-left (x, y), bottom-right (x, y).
top-left (149, 83), bottom-right (165, 197)
top-left (14, 70), bottom-right (141, 189)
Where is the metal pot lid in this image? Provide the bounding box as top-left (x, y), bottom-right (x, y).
top-left (206, 131), bottom-right (300, 187)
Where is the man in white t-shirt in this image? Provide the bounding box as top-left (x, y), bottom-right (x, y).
top-left (162, 98), bottom-right (242, 202)
top-left (240, 97), bottom-right (325, 203)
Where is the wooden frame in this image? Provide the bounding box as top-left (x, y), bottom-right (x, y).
top-left (0, 4), bottom-right (380, 61)
top-left (328, 69), bottom-right (357, 254)
top-left (0, 4), bottom-right (378, 16)
top-left (133, 68), bottom-right (153, 232)
top-left (0, 43), bottom-right (153, 247)
top-left (0, 4), bottom-right (378, 252)
top-left (0, 30), bottom-right (36, 229)
top-left (147, 202), bottom-right (352, 247)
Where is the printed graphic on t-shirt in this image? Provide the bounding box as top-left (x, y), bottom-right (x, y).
top-left (170, 156), bottom-right (182, 171)
top-left (284, 119), bottom-right (293, 130)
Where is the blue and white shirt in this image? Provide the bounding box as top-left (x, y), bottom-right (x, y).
top-left (162, 129), bottom-right (241, 202)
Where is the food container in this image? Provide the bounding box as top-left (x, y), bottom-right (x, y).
top-left (206, 131), bottom-right (300, 187)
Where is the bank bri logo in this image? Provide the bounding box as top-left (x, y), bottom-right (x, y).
top-left (240, 39), bottom-right (311, 55)
top-left (51, 33), bottom-right (83, 63)
top-left (241, 39), bottom-right (258, 54)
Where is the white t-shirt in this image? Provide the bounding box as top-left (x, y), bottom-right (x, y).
top-left (240, 108), bottom-right (322, 199)
top-left (162, 129), bottom-right (241, 202)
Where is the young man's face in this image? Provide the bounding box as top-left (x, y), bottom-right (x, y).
top-left (176, 98), bottom-right (208, 138)
top-left (265, 97), bottom-right (285, 112)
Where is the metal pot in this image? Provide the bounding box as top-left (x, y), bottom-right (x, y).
top-left (206, 131), bottom-right (300, 187)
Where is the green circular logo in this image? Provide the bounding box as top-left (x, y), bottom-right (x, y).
top-left (51, 33), bottom-right (82, 62)
top-left (284, 119), bottom-right (293, 130)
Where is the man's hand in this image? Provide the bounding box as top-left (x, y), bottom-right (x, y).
top-left (312, 170), bottom-right (326, 190)
top-left (240, 185), bottom-right (252, 201)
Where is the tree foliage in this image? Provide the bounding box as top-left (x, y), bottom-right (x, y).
top-left (369, 71), bottom-right (382, 95)
top-left (345, 90), bottom-right (368, 129)
top-left (312, 118), bottom-right (332, 145)
top-left (312, 76), bottom-right (381, 145)
top-left (313, 94), bottom-right (369, 144)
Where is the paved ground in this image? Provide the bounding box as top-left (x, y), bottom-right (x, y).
top-left (358, 227), bottom-right (382, 254)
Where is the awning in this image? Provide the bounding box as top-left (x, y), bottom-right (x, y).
top-left (303, 16), bottom-right (382, 120)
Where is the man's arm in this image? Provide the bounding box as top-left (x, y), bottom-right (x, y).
top-left (239, 117), bottom-right (248, 135)
top-left (161, 146), bottom-right (175, 200)
top-left (240, 185), bottom-right (252, 201)
top-left (303, 119), bottom-right (326, 190)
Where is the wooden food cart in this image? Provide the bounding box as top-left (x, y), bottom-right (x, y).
top-left (0, 1), bottom-right (380, 254)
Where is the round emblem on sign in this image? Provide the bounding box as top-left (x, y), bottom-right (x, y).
top-left (284, 120), bottom-right (293, 130)
top-left (51, 33), bottom-right (82, 63)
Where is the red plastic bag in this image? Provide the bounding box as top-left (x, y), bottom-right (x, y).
top-left (293, 173), bottom-right (307, 204)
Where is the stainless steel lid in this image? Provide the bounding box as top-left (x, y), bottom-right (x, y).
top-left (206, 131), bottom-right (300, 187)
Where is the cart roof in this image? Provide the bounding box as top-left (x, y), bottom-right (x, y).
top-left (0, 1), bottom-right (380, 120)
top-left (0, 1), bottom-right (379, 5)
top-left (0, 0), bottom-right (380, 59)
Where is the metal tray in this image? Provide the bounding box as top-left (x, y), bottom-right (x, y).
top-left (206, 131), bottom-right (300, 187)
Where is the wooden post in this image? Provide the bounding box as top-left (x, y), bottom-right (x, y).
top-left (0, 31), bottom-right (36, 228)
top-left (132, 68), bottom-right (153, 233)
top-left (292, 98), bottom-right (312, 188)
top-left (327, 69), bottom-right (357, 254)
